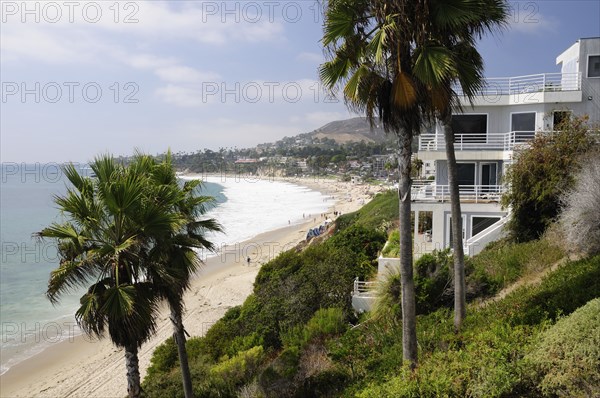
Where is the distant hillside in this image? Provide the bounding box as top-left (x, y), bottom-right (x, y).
top-left (308, 117), bottom-right (389, 144)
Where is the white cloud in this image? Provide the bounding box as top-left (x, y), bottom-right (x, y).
top-left (155, 66), bottom-right (220, 83)
top-left (124, 53), bottom-right (178, 70)
top-left (1, 26), bottom-right (100, 65)
top-left (155, 84), bottom-right (207, 107)
top-left (0, 1), bottom-right (285, 68)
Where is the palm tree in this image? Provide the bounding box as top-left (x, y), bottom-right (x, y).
top-left (409, 0), bottom-right (508, 330)
top-left (143, 153), bottom-right (222, 398)
top-left (412, 157), bottom-right (424, 178)
top-left (320, 0), bottom-right (430, 368)
top-left (37, 156), bottom-right (184, 398)
top-left (320, 0), bottom-right (509, 364)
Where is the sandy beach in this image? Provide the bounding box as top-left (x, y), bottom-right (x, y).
top-left (0, 177), bottom-right (385, 398)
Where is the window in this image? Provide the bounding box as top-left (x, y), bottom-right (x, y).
top-left (588, 55), bottom-right (600, 78)
top-left (452, 114), bottom-right (487, 142)
top-left (511, 112), bottom-right (536, 141)
top-left (457, 163), bottom-right (475, 186)
top-left (480, 163), bottom-right (497, 191)
top-left (472, 217), bottom-right (502, 237)
top-left (553, 111), bottom-right (571, 128)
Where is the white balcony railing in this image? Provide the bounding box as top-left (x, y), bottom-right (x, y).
top-left (453, 72), bottom-right (581, 97)
top-left (419, 131), bottom-right (538, 151)
top-left (353, 278), bottom-right (378, 297)
top-left (411, 183), bottom-right (505, 203)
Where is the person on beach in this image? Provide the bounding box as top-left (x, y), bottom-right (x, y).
top-left (247, 257), bottom-right (250, 266)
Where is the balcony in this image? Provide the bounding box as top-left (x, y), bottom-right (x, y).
top-left (454, 72), bottom-right (581, 97)
top-left (419, 131), bottom-right (537, 151)
top-left (411, 183), bottom-right (506, 203)
top-left (351, 278), bottom-right (378, 312)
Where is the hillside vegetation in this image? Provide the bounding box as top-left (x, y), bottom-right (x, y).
top-left (143, 192), bottom-right (600, 397)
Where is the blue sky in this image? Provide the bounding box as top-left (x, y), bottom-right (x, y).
top-left (1, 0), bottom-right (599, 163)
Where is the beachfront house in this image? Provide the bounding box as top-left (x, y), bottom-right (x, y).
top-left (352, 37), bottom-right (600, 312)
top-left (413, 37), bottom-right (600, 258)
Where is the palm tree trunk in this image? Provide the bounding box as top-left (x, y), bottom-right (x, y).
top-left (125, 344), bottom-right (142, 398)
top-left (442, 116), bottom-right (467, 330)
top-left (397, 132), bottom-right (418, 368)
top-left (171, 306), bottom-right (194, 398)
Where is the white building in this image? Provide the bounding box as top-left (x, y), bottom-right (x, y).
top-left (413, 37), bottom-right (600, 257)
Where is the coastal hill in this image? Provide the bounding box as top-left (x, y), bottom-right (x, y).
top-left (308, 117), bottom-right (388, 144)
top-left (257, 117), bottom-right (392, 152)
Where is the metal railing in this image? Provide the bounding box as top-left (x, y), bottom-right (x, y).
top-left (353, 278), bottom-right (378, 297)
top-left (419, 131), bottom-right (537, 151)
top-left (411, 183), bottom-right (506, 203)
top-left (453, 72), bottom-right (581, 97)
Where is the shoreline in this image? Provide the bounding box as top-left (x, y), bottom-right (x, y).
top-left (0, 176), bottom-right (380, 398)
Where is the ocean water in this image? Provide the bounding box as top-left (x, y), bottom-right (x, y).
top-left (0, 167), bottom-right (329, 375)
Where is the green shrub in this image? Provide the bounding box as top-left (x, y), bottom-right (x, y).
top-left (146, 337), bottom-right (178, 378)
top-left (196, 305), bottom-right (246, 361)
top-left (143, 366), bottom-right (186, 398)
top-left (257, 347), bottom-right (300, 397)
top-left (282, 308), bottom-right (348, 349)
top-left (492, 255), bottom-right (600, 326)
top-left (524, 298), bottom-right (600, 397)
top-left (304, 308), bottom-right (347, 343)
top-left (185, 337), bottom-right (204, 362)
top-left (414, 250), bottom-right (452, 313)
top-left (295, 366), bottom-right (350, 398)
top-left (210, 346), bottom-right (264, 383)
top-left (326, 224), bottom-right (386, 279)
top-left (502, 115), bottom-right (598, 242)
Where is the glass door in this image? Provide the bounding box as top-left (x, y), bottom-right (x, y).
top-left (481, 163), bottom-right (497, 192)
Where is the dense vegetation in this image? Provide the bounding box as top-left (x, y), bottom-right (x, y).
top-left (355, 254), bottom-right (600, 397)
top-left (143, 224), bottom-right (385, 397)
top-left (502, 115), bottom-right (599, 242)
top-left (143, 188), bottom-right (598, 397)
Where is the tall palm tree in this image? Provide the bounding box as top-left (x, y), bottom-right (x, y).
top-left (320, 0), bottom-right (508, 364)
top-left (37, 156), bottom-right (184, 398)
top-left (143, 153), bottom-right (222, 398)
top-left (320, 0), bottom-right (430, 368)
top-left (409, 0), bottom-right (508, 330)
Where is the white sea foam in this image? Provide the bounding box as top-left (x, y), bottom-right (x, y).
top-left (199, 176), bottom-right (331, 247)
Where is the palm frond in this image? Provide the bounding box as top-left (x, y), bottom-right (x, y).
top-left (413, 44), bottom-right (457, 88)
top-left (322, 0), bottom-right (366, 46)
top-left (47, 258), bottom-right (99, 304)
top-left (392, 71), bottom-right (417, 109)
top-left (319, 56), bottom-right (353, 89)
top-left (75, 285), bottom-right (106, 338)
top-left (101, 285), bottom-right (136, 318)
